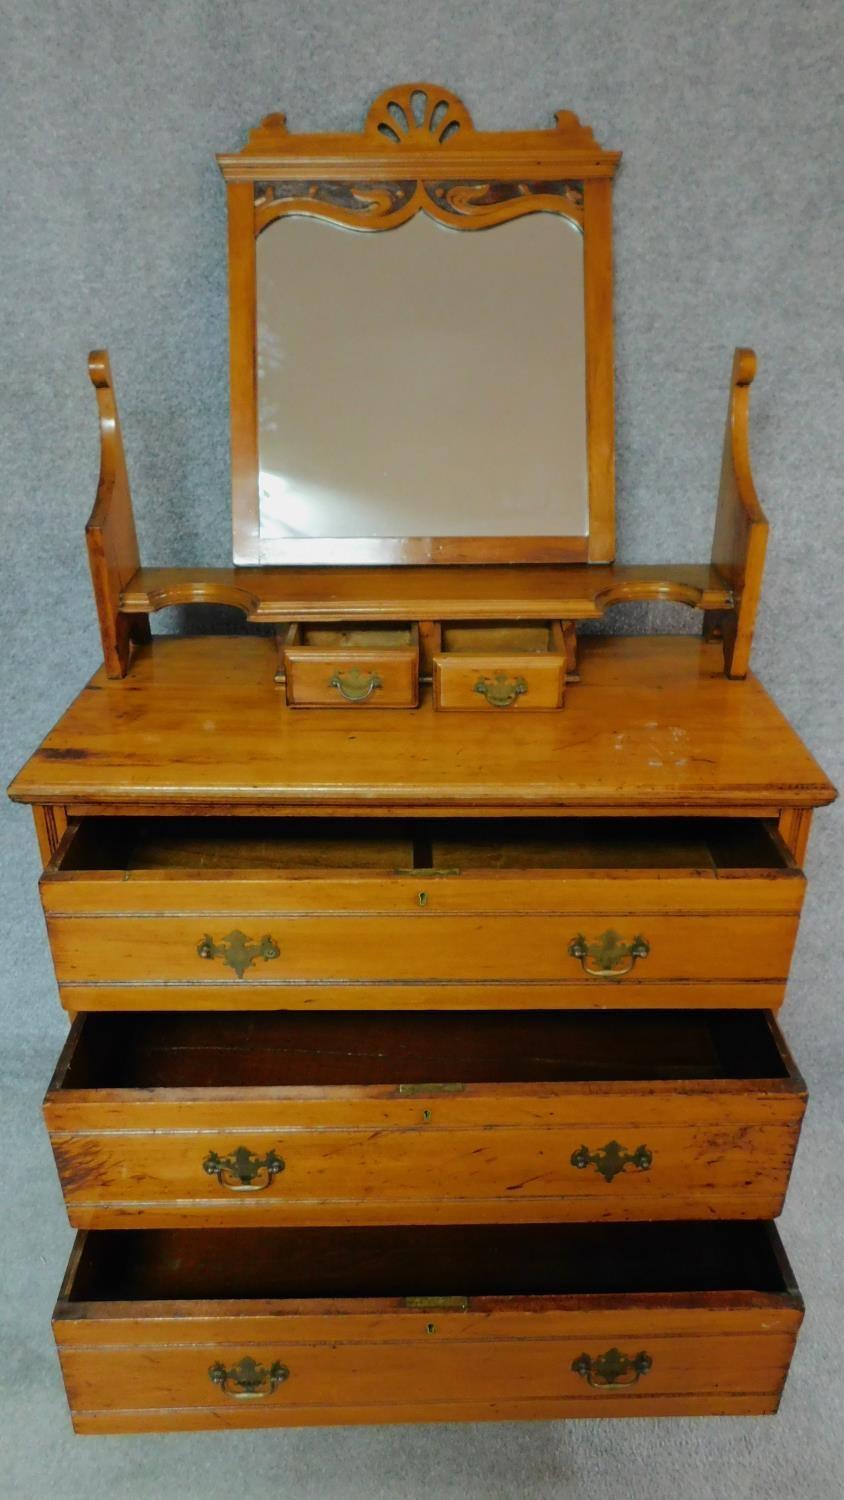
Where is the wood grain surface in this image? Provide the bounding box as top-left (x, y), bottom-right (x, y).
top-left (44, 1010), bottom-right (805, 1227)
top-left (53, 1222), bottom-right (802, 1431)
top-left (8, 637), bottom-right (835, 809)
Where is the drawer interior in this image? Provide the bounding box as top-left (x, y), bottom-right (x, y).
top-left (63, 1222), bottom-right (795, 1303)
top-left (429, 817), bottom-right (794, 871)
top-left (296, 622), bottom-right (415, 650)
top-left (441, 621), bottom-right (559, 654)
top-left (56, 1009), bottom-right (791, 1090)
top-left (51, 815), bottom-right (794, 875)
top-left (55, 817), bottom-right (418, 872)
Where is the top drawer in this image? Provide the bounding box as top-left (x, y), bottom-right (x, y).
top-left (40, 816), bottom-right (805, 1009)
top-left (280, 623), bottom-right (419, 708)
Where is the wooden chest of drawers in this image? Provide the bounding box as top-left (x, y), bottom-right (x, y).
top-left (11, 83), bottom-right (834, 1446)
top-left (9, 634), bottom-right (835, 1433)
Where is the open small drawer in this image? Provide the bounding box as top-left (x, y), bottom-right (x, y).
top-left (279, 622), bottom-right (419, 706)
top-left (53, 1221), bottom-right (803, 1432)
top-left (45, 1008), bottom-right (806, 1228)
top-left (40, 814), bottom-right (805, 1010)
top-left (433, 620), bottom-right (572, 710)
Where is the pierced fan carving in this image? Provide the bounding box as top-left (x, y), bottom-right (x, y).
top-left (254, 177), bottom-right (584, 233)
top-left (365, 84), bottom-right (472, 145)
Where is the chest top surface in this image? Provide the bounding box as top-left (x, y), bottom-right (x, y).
top-left (8, 636), bottom-right (834, 811)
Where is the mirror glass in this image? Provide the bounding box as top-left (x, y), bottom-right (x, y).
top-left (256, 210), bottom-right (587, 551)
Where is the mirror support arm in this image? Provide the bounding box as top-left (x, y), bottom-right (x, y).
top-left (704, 347), bottom-right (768, 678)
top-left (86, 350), bottom-right (150, 678)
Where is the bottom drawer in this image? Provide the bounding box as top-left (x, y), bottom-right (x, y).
top-left (54, 1221), bottom-right (802, 1432)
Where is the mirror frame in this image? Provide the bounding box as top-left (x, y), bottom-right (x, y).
top-left (218, 83), bottom-right (620, 567)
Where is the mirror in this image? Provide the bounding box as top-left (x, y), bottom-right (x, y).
top-left (255, 211), bottom-right (587, 556)
top-left (220, 87), bottom-right (619, 565)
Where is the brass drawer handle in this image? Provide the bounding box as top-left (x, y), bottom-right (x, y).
top-left (473, 672), bottom-right (527, 708)
top-left (197, 929), bottom-right (280, 979)
top-left (209, 1356), bottom-right (289, 1399)
top-left (568, 929), bottom-right (650, 979)
top-left (203, 1145), bottom-right (285, 1191)
top-left (329, 668), bottom-right (383, 702)
top-left (571, 1140), bottom-right (652, 1183)
top-left (572, 1348), bottom-right (652, 1390)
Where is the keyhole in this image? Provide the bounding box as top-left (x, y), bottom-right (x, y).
top-left (418, 891), bottom-right (428, 906)
top-left (426, 1322), bottom-right (437, 1335)
top-left (422, 1108), bottom-right (432, 1123)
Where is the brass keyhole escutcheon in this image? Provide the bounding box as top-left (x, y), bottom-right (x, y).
top-left (426, 1323), bottom-right (437, 1335)
top-left (418, 890), bottom-right (428, 906)
top-left (422, 1108), bottom-right (432, 1122)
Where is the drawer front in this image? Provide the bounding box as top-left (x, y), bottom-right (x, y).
top-left (41, 817), bottom-right (805, 1007)
top-left (49, 1116), bottom-right (802, 1227)
top-left (58, 1327), bottom-right (798, 1431)
top-left (433, 652), bottom-right (565, 711)
top-left (284, 648), bottom-right (418, 708)
top-left (46, 1009), bottom-right (805, 1227)
top-left (53, 1223), bottom-right (803, 1431)
top-left (45, 910), bottom-right (801, 988)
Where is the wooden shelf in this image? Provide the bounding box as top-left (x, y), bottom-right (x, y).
top-left (120, 563), bottom-right (734, 623)
top-left (88, 349), bottom-right (760, 677)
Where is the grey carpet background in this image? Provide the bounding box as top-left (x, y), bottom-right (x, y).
top-left (1, 2), bottom-right (842, 1496)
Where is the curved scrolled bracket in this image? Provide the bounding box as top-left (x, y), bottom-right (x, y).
top-left (128, 576), bottom-right (262, 618)
top-left (705, 347), bottom-right (768, 678)
top-left (253, 179), bottom-right (419, 234)
top-left (591, 576), bottom-right (730, 614)
top-left (254, 177), bottom-right (584, 236)
top-left (86, 351), bottom-right (150, 678)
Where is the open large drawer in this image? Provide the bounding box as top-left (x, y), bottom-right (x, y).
top-left (54, 1221), bottom-right (803, 1432)
top-left (40, 815), bottom-right (805, 1010)
top-left (45, 1009), bottom-right (806, 1228)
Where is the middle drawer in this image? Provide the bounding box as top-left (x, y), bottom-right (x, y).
top-left (45, 1008), bottom-right (805, 1228)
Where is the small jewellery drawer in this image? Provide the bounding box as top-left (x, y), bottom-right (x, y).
top-left (40, 815), bottom-right (805, 1010)
top-left (53, 1222), bottom-right (803, 1432)
top-left (433, 620), bottom-right (570, 710)
top-left (45, 1009), bottom-right (806, 1227)
top-left (280, 622), bottom-right (419, 707)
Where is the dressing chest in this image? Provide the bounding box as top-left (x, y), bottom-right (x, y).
top-left (8, 83), bottom-right (835, 1434)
